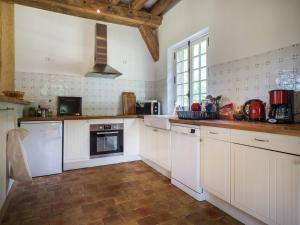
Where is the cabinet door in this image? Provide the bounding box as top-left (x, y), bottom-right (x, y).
top-left (144, 126), bottom-right (156, 161)
top-left (0, 109), bottom-right (8, 208)
top-left (201, 137), bottom-right (230, 203)
top-left (64, 120), bottom-right (89, 163)
top-left (156, 129), bottom-right (171, 171)
top-left (231, 143), bottom-right (272, 224)
top-left (124, 119), bottom-right (139, 156)
top-left (269, 152), bottom-right (300, 225)
top-left (139, 121), bottom-right (147, 158)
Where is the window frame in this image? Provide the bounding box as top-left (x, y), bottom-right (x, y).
top-left (174, 35), bottom-right (209, 111)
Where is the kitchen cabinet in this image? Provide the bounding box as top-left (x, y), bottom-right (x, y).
top-left (156, 128), bottom-right (171, 170)
top-left (0, 103), bottom-right (22, 209)
top-left (124, 119), bottom-right (139, 156)
top-left (140, 121), bottom-right (171, 171)
top-left (201, 131), bottom-right (231, 203)
top-left (64, 120), bottom-right (90, 163)
top-left (231, 143), bottom-right (300, 225)
top-left (0, 106), bottom-right (8, 208)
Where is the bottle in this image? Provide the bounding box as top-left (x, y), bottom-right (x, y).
top-left (36, 105), bottom-right (42, 117)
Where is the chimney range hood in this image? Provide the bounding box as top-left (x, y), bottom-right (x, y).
top-left (85, 23), bottom-right (122, 79)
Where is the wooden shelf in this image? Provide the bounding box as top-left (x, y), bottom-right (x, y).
top-left (0, 96), bottom-right (30, 105)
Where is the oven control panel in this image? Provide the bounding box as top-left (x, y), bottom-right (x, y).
top-left (90, 123), bottom-right (124, 132)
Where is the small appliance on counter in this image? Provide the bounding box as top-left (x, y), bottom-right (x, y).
top-left (268, 90), bottom-right (300, 124)
top-left (136, 100), bottom-right (161, 115)
top-left (57, 96), bottom-right (82, 116)
top-left (243, 99), bottom-right (266, 122)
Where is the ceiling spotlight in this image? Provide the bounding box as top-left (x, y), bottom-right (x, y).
top-left (97, 9), bottom-right (101, 14)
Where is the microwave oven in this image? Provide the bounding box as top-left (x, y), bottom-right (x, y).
top-left (136, 100), bottom-right (161, 115)
top-left (57, 96), bottom-right (82, 116)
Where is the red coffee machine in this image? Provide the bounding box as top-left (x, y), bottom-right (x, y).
top-left (243, 99), bottom-right (266, 122)
top-left (268, 90), bottom-right (294, 124)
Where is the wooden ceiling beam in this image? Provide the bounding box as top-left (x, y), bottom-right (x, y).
top-left (139, 25), bottom-right (159, 61)
top-left (110, 0), bottom-right (120, 5)
top-left (4, 0), bottom-right (162, 28)
top-left (131, 0), bottom-right (147, 10)
top-left (150, 0), bottom-right (173, 16)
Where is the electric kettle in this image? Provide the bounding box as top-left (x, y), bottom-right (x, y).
top-left (243, 99), bottom-right (266, 122)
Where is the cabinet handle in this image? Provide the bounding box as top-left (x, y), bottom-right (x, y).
top-left (209, 131), bottom-right (218, 135)
top-left (153, 129), bottom-right (158, 132)
top-left (254, 138), bottom-right (269, 142)
top-left (0, 107), bottom-right (15, 111)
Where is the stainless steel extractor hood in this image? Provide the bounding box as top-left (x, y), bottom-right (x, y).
top-left (85, 23), bottom-right (122, 79)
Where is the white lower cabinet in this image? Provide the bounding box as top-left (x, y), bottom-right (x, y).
top-left (156, 128), bottom-right (171, 170)
top-left (231, 143), bottom-right (300, 225)
top-left (140, 122), bottom-right (171, 171)
top-left (124, 119), bottom-right (139, 156)
top-left (201, 136), bottom-right (231, 203)
top-left (64, 120), bottom-right (90, 163)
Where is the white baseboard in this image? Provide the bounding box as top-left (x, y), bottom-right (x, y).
top-left (64, 155), bottom-right (141, 170)
top-left (205, 193), bottom-right (265, 225)
top-left (141, 157), bottom-right (171, 178)
top-left (171, 178), bottom-right (206, 201)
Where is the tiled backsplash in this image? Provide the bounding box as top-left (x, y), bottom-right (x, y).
top-left (208, 43), bottom-right (300, 105)
top-left (15, 72), bottom-right (156, 115)
top-left (16, 44), bottom-right (300, 115)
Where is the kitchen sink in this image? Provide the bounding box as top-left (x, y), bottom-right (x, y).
top-left (144, 115), bottom-right (176, 130)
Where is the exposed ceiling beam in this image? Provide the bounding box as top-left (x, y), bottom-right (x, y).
top-left (131, 0), bottom-right (147, 10)
top-left (4, 0), bottom-right (162, 28)
top-left (150, 0), bottom-right (173, 16)
top-left (110, 0), bottom-right (120, 5)
top-left (139, 25), bottom-right (159, 61)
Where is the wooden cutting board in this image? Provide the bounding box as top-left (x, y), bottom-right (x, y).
top-left (122, 92), bottom-right (136, 115)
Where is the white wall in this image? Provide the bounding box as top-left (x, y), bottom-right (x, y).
top-left (15, 5), bottom-right (155, 81)
top-left (156, 0), bottom-right (300, 80)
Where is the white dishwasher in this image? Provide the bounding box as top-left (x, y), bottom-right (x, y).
top-left (21, 121), bottom-right (63, 177)
top-left (171, 124), bottom-right (205, 201)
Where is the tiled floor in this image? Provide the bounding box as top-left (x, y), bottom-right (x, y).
top-left (1, 161), bottom-right (242, 225)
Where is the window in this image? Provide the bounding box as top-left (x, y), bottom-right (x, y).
top-left (175, 36), bottom-right (208, 111)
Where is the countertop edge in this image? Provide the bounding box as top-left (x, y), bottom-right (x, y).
top-left (18, 115), bottom-right (144, 122)
top-left (169, 119), bottom-right (300, 137)
top-left (0, 96), bottom-right (30, 105)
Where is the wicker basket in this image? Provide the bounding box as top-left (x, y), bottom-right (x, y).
top-left (177, 111), bottom-right (219, 120)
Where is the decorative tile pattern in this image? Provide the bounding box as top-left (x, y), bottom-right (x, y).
top-left (15, 72), bottom-right (156, 116)
top-left (0, 161), bottom-right (242, 225)
top-left (208, 43), bottom-right (300, 104)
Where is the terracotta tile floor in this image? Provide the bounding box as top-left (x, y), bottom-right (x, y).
top-left (1, 161), bottom-right (242, 225)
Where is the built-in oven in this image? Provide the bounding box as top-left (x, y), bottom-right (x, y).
top-left (90, 123), bottom-right (124, 158)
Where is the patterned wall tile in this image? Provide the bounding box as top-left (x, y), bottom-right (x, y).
top-left (15, 72), bottom-right (156, 116)
top-left (208, 43), bottom-right (300, 105)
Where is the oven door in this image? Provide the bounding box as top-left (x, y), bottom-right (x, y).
top-left (90, 130), bottom-right (123, 157)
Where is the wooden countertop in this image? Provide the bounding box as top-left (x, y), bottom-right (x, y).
top-left (18, 115), bottom-right (144, 122)
top-left (0, 96), bottom-right (30, 105)
top-left (169, 119), bottom-right (300, 137)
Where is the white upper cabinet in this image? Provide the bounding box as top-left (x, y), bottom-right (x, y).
top-left (124, 119), bottom-right (139, 156)
top-left (64, 120), bottom-right (90, 163)
top-left (201, 133), bottom-right (231, 203)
